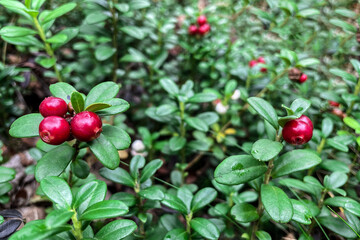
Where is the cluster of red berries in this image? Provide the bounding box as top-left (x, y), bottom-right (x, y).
top-left (249, 57), bottom-right (267, 72)
top-left (188, 15), bottom-right (210, 36)
top-left (328, 100), bottom-right (346, 119)
top-left (38, 97), bottom-right (102, 145)
top-left (282, 115), bottom-right (313, 145)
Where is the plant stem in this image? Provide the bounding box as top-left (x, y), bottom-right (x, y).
top-left (346, 77), bottom-right (360, 115)
top-left (32, 17), bottom-right (63, 82)
top-left (185, 212), bottom-right (193, 239)
top-left (71, 210), bottom-right (83, 240)
top-left (251, 132), bottom-right (282, 240)
top-left (179, 101), bottom-right (187, 184)
top-left (109, 0), bottom-right (119, 82)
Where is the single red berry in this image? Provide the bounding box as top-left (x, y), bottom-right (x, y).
top-left (298, 115), bottom-right (313, 130)
top-left (197, 15), bottom-right (207, 26)
top-left (39, 116), bottom-right (70, 145)
top-left (257, 57), bottom-right (266, 64)
top-left (328, 100), bottom-right (340, 107)
top-left (249, 60), bottom-right (258, 68)
top-left (39, 97), bottom-right (67, 117)
top-left (71, 111), bottom-right (102, 142)
top-left (282, 115), bottom-right (313, 145)
top-left (188, 25), bottom-right (198, 35)
top-left (260, 67), bottom-right (267, 73)
top-left (198, 23), bottom-right (210, 35)
top-left (299, 74), bottom-right (307, 83)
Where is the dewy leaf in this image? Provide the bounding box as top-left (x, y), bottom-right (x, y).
top-left (191, 187), bottom-right (217, 213)
top-left (79, 200), bottom-right (128, 220)
top-left (272, 150), bottom-right (321, 178)
top-left (42, 3), bottom-right (77, 24)
top-left (89, 134), bottom-right (120, 170)
top-left (35, 144), bottom-right (75, 182)
top-left (261, 184), bottom-right (293, 223)
top-left (248, 97), bottom-right (279, 130)
top-left (190, 218), bottom-right (220, 240)
top-left (40, 176), bottom-right (72, 209)
top-left (85, 82), bottom-right (120, 107)
top-left (214, 155), bottom-right (267, 185)
top-left (9, 114), bottom-right (43, 138)
top-left (70, 91), bottom-right (85, 113)
top-left (251, 139), bottom-right (283, 161)
top-left (95, 219), bottom-right (137, 240)
top-left (49, 82), bottom-right (77, 103)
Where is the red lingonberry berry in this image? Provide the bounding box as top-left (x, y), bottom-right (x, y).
top-left (260, 67), bottom-right (267, 73)
top-left (39, 97), bottom-right (67, 117)
top-left (298, 115), bottom-right (313, 130)
top-left (282, 115), bottom-right (313, 145)
top-left (198, 23), bottom-right (210, 35)
top-left (197, 15), bottom-right (207, 26)
top-left (39, 116), bottom-right (70, 145)
top-left (188, 25), bottom-right (198, 35)
top-left (299, 74), bottom-right (308, 83)
top-left (249, 60), bottom-right (258, 68)
top-left (71, 111), bottom-right (102, 142)
top-left (257, 57), bottom-right (265, 64)
top-left (328, 100), bottom-right (340, 107)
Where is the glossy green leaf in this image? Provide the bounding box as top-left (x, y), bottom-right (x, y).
top-left (120, 26), bottom-right (145, 40)
top-left (160, 78), bottom-right (179, 96)
top-left (95, 45), bottom-right (116, 61)
top-left (261, 184), bottom-right (293, 223)
top-left (85, 82), bottom-right (120, 107)
top-left (251, 139), bottom-right (283, 161)
top-left (71, 91), bottom-right (84, 113)
top-left (99, 167), bottom-right (135, 187)
top-left (187, 93), bottom-right (217, 103)
top-left (84, 103), bottom-right (111, 112)
top-left (161, 193), bottom-right (188, 214)
top-left (96, 98), bottom-right (129, 116)
top-left (324, 197), bottom-right (360, 217)
top-left (191, 187), bottom-right (217, 212)
top-left (164, 229), bottom-right (189, 240)
top-left (79, 200), bottom-right (128, 220)
top-left (76, 180), bottom-right (107, 215)
top-left (272, 150), bottom-right (321, 178)
top-left (35, 144), bottom-right (75, 181)
top-left (185, 117), bottom-right (208, 132)
top-left (9, 113), bottom-right (43, 138)
top-left (89, 134), bottom-right (120, 170)
top-left (169, 136), bottom-right (186, 151)
top-left (49, 82), bottom-right (76, 103)
top-left (129, 155), bottom-right (145, 179)
top-left (0, 167), bottom-right (16, 183)
top-left (95, 219), bottom-right (137, 240)
top-left (42, 3), bottom-right (77, 24)
top-left (139, 186), bottom-right (165, 201)
top-left (190, 218), bottom-right (220, 240)
top-left (231, 203), bottom-right (259, 223)
top-left (296, 58), bottom-right (320, 67)
top-left (40, 176), bottom-right (72, 209)
top-left (248, 97), bottom-right (279, 130)
top-left (140, 159), bottom-right (163, 183)
top-left (0, 26), bottom-right (36, 37)
top-left (45, 209), bottom-right (74, 228)
top-left (214, 155), bottom-right (267, 185)
top-left (256, 231), bottom-right (272, 240)
top-left (290, 199), bottom-right (312, 225)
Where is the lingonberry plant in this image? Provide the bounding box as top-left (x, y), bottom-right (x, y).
top-left (2, 0), bottom-right (360, 239)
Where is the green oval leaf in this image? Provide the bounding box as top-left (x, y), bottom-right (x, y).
top-left (214, 155), bottom-right (267, 185)
top-left (272, 150), bottom-right (321, 178)
top-left (251, 139), bottom-right (283, 161)
top-left (261, 184), bottom-right (293, 223)
top-left (9, 114), bottom-right (43, 138)
top-left (40, 176), bottom-right (72, 209)
top-left (71, 91), bottom-right (85, 113)
top-left (95, 219), bottom-right (137, 240)
top-left (89, 134), bottom-right (120, 170)
top-left (248, 97), bottom-right (279, 130)
top-left (231, 203), bottom-right (259, 223)
top-left (85, 82), bottom-right (120, 107)
top-left (79, 200), bottom-right (128, 220)
top-left (190, 218), bottom-right (220, 240)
